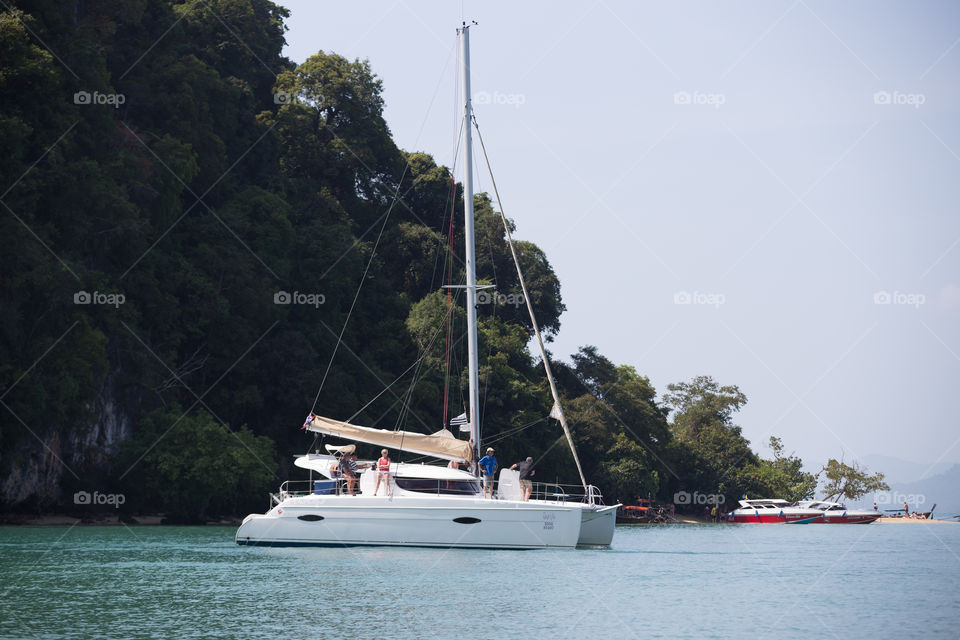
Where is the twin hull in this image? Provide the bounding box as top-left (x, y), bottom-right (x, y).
top-left (235, 495), bottom-right (592, 549)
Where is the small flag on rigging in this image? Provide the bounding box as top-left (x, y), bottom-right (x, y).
top-left (449, 412), bottom-right (471, 433)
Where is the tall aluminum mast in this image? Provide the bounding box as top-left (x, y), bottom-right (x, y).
top-left (459, 22), bottom-right (481, 465)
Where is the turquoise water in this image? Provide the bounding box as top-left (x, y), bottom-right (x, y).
top-left (1, 523), bottom-right (958, 639)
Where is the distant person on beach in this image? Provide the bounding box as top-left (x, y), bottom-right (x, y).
top-left (904, 501), bottom-right (909, 517)
top-left (873, 502), bottom-right (878, 512)
top-left (478, 448), bottom-right (498, 498)
top-left (703, 506), bottom-right (710, 520)
top-left (375, 449), bottom-right (391, 497)
top-left (710, 505), bottom-right (717, 522)
top-left (509, 456), bottom-right (536, 501)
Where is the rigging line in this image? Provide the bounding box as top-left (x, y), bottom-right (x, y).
top-left (422, 45), bottom-right (461, 295)
top-left (483, 418), bottom-right (549, 447)
top-left (483, 415), bottom-right (549, 443)
top-left (310, 39), bottom-right (456, 417)
top-left (478, 178), bottom-right (501, 443)
top-left (412, 42), bottom-right (456, 158)
top-left (441, 173), bottom-right (458, 428)
top-left (428, 126), bottom-right (462, 294)
top-left (309, 168), bottom-right (412, 418)
top-left (372, 392), bottom-right (410, 435)
top-left (311, 197), bottom-right (396, 415)
top-left (472, 114), bottom-right (589, 491)
top-left (345, 303), bottom-right (450, 426)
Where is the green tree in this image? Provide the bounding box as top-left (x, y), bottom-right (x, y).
top-left (114, 407), bottom-right (276, 522)
top-left (749, 437), bottom-right (818, 502)
top-left (820, 458), bottom-right (889, 502)
top-left (663, 376), bottom-right (755, 504)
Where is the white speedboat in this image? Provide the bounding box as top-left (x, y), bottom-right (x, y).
top-left (236, 24), bottom-right (617, 549)
top-left (728, 498), bottom-right (881, 524)
top-left (795, 500), bottom-right (882, 524)
top-left (728, 499), bottom-right (824, 523)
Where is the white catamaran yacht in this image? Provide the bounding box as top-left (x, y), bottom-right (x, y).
top-left (236, 24), bottom-right (618, 549)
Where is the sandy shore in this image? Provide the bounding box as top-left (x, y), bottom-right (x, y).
top-left (877, 516), bottom-right (957, 524)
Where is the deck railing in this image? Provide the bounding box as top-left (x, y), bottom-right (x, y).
top-left (529, 482), bottom-right (606, 506)
top-left (267, 476), bottom-right (607, 505)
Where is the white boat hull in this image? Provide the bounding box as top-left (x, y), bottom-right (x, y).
top-left (577, 504), bottom-right (618, 545)
top-left (236, 494), bottom-right (583, 549)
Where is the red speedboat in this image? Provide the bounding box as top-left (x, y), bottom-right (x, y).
top-left (728, 499), bottom-right (881, 524)
top-left (796, 500), bottom-right (882, 524)
top-left (728, 499), bottom-right (821, 523)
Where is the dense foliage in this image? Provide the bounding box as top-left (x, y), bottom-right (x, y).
top-left (1, 1), bottom-right (818, 518)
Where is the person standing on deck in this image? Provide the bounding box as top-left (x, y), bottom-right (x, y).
top-left (478, 448), bottom-right (498, 499)
top-left (341, 453), bottom-right (359, 495)
top-left (509, 457), bottom-right (536, 501)
top-left (375, 449), bottom-right (392, 497)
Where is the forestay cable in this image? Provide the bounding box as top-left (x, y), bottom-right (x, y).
top-left (472, 115), bottom-right (589, 491)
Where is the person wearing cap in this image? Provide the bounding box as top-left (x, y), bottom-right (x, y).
top-left (509, 456), bottom-right (536, 501)
top-left (478, 447), bottom-right (498, 499)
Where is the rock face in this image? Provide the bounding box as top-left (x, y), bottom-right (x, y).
top-left (1, 374), bottom-right (134, 509)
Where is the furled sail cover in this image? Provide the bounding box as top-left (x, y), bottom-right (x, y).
top-left (305, 416), bottom-right (473, 463)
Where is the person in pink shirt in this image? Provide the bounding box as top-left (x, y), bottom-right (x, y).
top-left (375, 449), bottom-right (392, 497)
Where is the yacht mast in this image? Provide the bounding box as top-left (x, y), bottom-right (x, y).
top-left (459, 22), bottom-right (481, 464)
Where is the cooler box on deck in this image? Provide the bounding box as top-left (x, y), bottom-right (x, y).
top-left (313, 480), bottom-right (337, 495)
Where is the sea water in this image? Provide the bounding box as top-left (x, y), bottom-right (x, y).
top-left (1, 523), bottom-right (957, 639)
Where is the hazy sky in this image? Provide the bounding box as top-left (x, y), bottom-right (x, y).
top-left (278, 1), bottom-right (959, 473)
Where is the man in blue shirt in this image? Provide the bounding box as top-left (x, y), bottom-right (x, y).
top-left (478, 447), bottom-right (498, 499)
